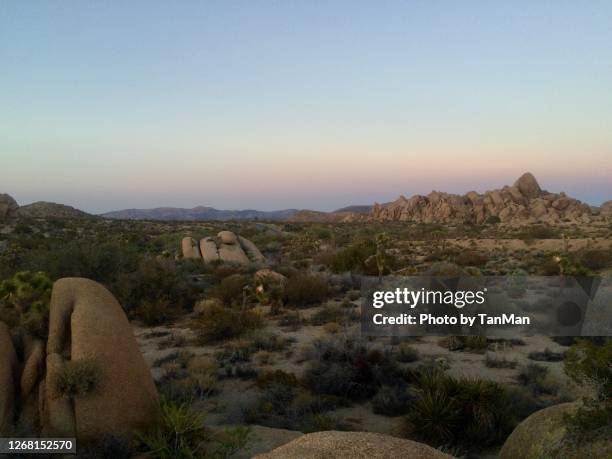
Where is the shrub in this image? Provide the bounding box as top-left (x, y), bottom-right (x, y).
top-left (404, 367), bottom-right (521, 448)
top-left (0, 270), bottom-right (52, 338)
top-left (440, 336), bottom-right (488, 353)
top-left (303, 336), bottom-right (405, 400)
top-left (485, 353), bottom-right (517, 369)
top-left (321, 240), bottom-right (376, 274)
top-left (192, 303), bottom-right (262, 344)
top-left (578, 249), bottom-right (612, 270)
top-left (528, 348), bottom-right (565, 362)
top-left (117, 257), bottom-right (195, 325)
top-left (396, 343), bottom-right (420, 363)
top-left (136, 397), bottom-right (206, 459)
top-left (372, 385), bottom-right (412, 416)
top-left (517, 363), bottom-right (558, 396)
top-left (214, 274), bottom-right (252, 307)
top-left (563, 339), bottom-right (612, 443)
top-left (283, 273), bottom-right (330, 307)
top-left (54, 360), bottom-right (101, 398)
top-left (454, 251), bottom-right (487, 267)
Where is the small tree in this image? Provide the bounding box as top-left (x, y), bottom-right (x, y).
top-left (375, 233), bottom-right (391, 282)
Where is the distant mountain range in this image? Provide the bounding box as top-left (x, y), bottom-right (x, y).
top-left (100, 206), bottom-right (300, 221)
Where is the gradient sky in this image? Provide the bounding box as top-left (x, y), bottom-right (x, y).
top-left (1, 1), bottom-right (611, 213)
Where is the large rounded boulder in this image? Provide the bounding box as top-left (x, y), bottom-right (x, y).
top-left (0, 193), bottom-right (18, 218)
top-left (500, 403), bottom-right (612, 459)
top-left (254, 431), bottom-right (454, 459)
top-left (43, 278), bottom-right (159, 440)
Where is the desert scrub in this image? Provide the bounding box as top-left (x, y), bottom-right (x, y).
top-left (136, 397), bottom-right (206, 459)
top-left (192, 302), bottom-right (262, 344)
top-left (309, 304), bottom-right (358, 326)
top-left (319, 239), bottom-right (376, 273)
top-left (283, 273), bottom-right (330, 307)
top-left (302, 336), bottom-right (405, 400)
top-left (213, 274), bottom-right (252, 307)
top-left (563, 339), bottom-right (612, 444)
top-left (485, 352), bottom-right (517, 369)
top-left (440, 335), bottom-right (488, 353)
top-left (454, 250), bottom-right (487, 267)
top-left (517, 363), bottom-right (559, 396)
top-left (55, 360), bottom-right (101, 398)
top-left (396, 342), bottom-right (420, 363)
top-left (245, 370), bottom-right (345, 432)
top-left (404, 367), bottom-right (521, 449)
top-left (371, 385), bottom-right (413, 416)
top-left (117, 257), bottom-right (196, 325)
top-left (0, 270), bottom-right (52, 338)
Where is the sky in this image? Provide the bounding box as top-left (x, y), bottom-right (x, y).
top-left (1, 1), bottom-right (611, 213)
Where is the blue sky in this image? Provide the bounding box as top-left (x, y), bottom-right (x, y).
top-left (1, 1), bottom-right (611, 212)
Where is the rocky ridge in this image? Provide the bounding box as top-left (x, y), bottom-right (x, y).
top-left (371, 172), bottom-right (593, 224)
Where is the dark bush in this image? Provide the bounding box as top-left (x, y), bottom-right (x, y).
top-left (320, 240), bottom-right (376, 274)
top-left (303, 336), bottom-right (405, 400)
top-left (404, 366), bottom-right (523, 448)
top-left (192, 302), bottom-right (262, 344)
top-left (372, 385), bottom-right (413, 416)
top-left (283, 273), bottom-right (330, 307)
top-left (214, 274), bottom-right (252, 307)
top-left (116, 257), bottom-right (195, 324)
top-left (455, 251), bottom-right (487, 267)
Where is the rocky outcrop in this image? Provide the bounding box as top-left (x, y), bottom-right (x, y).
top-left (181, 231), bottom-right (265, 266)
top-left (43, 278), bottom-right (159, 440)
top-left (255, 431), bottom-right (454, 458)
top-left (0, 322), bottom-right (18, 434)
top-left (0, 194), bottom-right (19, 218)
top-left (601, 200), bottom-right (612, 217)
top-left (500, 403), bottom-right (612, 458)
top-left (371, 173), bottom-right (592, 224)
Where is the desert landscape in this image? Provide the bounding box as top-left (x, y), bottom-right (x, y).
top-left (1, 173), bottom-right (611, 458)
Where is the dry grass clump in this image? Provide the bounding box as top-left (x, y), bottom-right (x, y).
top-left (396, 342), bottom-right (420, 363)
top-left (55, 360), bottom-right (101, 398)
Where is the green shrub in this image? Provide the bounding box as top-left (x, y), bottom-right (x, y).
top-left (321, 240), bottom-right (376, 274)
top-left (283, 273), bottom-right (330, 307)
top-left (54, 360), bottom-right (101, 398)
top-left (117, 257), bottom-right (195, 324)
top-left (404, 367), bottom-right (521, 448)
top-left (0, 270), bottom-right (52, 338)
top-left (192, 303), bottom-right (262, 344)
top-left (214, 274), bottom-right (252, 307)
top-left (136, 397), bottom-right (206, 459)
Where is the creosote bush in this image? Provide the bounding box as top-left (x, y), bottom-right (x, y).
top-left (283, 273), bottom-right (330, 307)
top-left (302, 336), bottom-right (405, 400)
top-left (192, 302), bottom-right (262, 344)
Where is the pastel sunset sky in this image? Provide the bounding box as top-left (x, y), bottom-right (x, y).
top-left (1, 1), bottom-right (611, 213)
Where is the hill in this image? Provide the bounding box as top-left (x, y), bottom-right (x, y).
top-left (101, 206), bottom-right (299, 221)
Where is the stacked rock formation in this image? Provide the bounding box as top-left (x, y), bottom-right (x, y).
top-left (181, 231), bottom-right (265, 265)
top-left (0, 278), bottom-right (159, 441)
top-left (255, 431), bottom-right (455, 458)
top-left (371, 173), bottom-right (592, 224)
top-left (0, 194), bottom-right (19, 218)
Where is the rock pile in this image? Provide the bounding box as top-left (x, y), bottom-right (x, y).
top-left (0, 278), bottom-right (159, 441)
top-left (181, 231), bottom-right (265, 265)
top-left (371, 172), bottom-right (592, 224)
